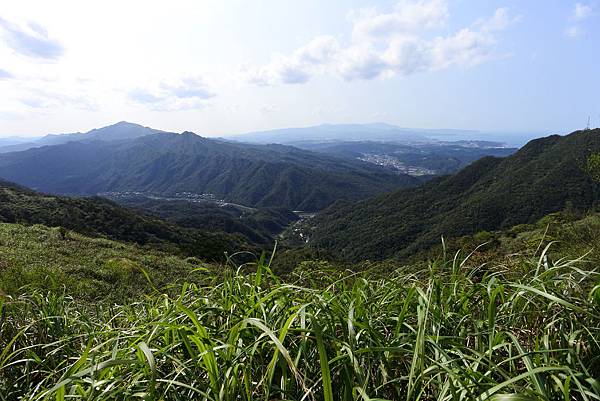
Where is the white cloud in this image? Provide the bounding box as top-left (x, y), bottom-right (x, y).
top-left (565, 25), bottom-right (582, 38)
top-left (572, 2), bottom-right (593, 20)
top-left (128, 77), bottom-right (215, 111)
top-left (246, 1), bottom-right (519, 85)
top-left (350, 0), bottom-right (448, 40)
top-left (566, 2), bottom-right (594, 38)
top-left (0, 17), bottom-right (64, 60)
top-left (338, 44), bottom-right (389, 80)
top-left (479, 7), bottom-right (522, 32)
top-left (430, 28), bottom-right (496, 69)
top-left (382, 38), bottom-right (430, 75)
top-left (160, 78), bottom-right (215, 100)
top-left (244, 36), bottom-right (339, 85)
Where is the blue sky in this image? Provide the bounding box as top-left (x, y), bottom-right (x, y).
top-left (0, 0), bottom-right (598, 138)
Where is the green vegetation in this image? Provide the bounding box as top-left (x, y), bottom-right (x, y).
top-left (0, 180), bottom-right (252, 261)
top-left (3, 129), bottom-right (600, 400)
top-left (1, 239), bottom-right (599, 400)
top-left (0, 131), bottom-right (418, 211)
top-left (0, 223), bottom-right (212, 302)
top-left (438, 209), bottom-right (600, 267)
top-left (118, 197), bottom-right (298, 246)
top-left (587, 152), bottom-right (600, 181)
top-left (308, 129), bottom-right (600, 261)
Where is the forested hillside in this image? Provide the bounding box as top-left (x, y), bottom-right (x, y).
top-left (0, 130), bottom-right (418, 210)
top-left (0, 180), bottom-right (250, 260)
top-left (117, 196), bottom-right (298, 246)
top-left (307, 129), bottom-right (600, 261)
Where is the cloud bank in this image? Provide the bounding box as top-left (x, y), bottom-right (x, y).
top-left (245, 1), bottom-right (519, 85)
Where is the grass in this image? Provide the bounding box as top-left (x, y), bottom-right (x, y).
top-left (1, 242), bottom-right (599, 400)
top-left (0, 223), bottom-right (213, 301)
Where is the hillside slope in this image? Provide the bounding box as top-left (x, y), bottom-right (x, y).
top-left (307, 129), bottom-right (600, 261)
top-left (0, 130), bottom-right (418, 210)
top-left (0, 223), bottom-right (206, 301)
top-left (0, 180), bottom-right (250, 260)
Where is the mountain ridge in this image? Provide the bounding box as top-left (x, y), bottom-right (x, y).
top-left (0, 130), bottom-right (419, 211)
top-left (306, 129), bottom-right (600, 261)
top-left (0, 121), bottom-right (168, 153)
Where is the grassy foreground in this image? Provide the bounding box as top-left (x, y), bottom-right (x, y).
top-left (1, 245), bottom-right (599, 401)
top-left (0, 223), bottom-right (209, 302)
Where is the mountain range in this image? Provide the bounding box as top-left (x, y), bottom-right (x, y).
top-left (0, 121), bottom-right (166, 153)
top-left (305, 129), bottom-right (600, 261)
top-left (0, 122), bottom-right (418, 211)
top-left (229, 123), bottom-right (431, 144)
top-left (229, 123), bottom-right (543, 147)
top-left (2, 120), bottom-right (585, 260)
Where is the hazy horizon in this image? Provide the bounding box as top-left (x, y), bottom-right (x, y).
top-left (1, 1), bottom-right (599, 138)
top-left (0, 119), bottom-right (554, 148)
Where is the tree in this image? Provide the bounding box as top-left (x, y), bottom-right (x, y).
top-left (587, 153), bottom-right (600, 181)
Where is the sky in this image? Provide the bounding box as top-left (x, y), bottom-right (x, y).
top-left (0, 0), bottom-right (599, 138)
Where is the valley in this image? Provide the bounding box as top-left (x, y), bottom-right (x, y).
top-left (1, 123), bottom-right (599, 401)
top-left (2, 2), bottom-right (599, 399)
top-left (101, 190), bottom-right (257, 211)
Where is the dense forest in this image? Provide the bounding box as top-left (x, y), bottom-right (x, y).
top-left (306, 129), bottom-right (600, 261)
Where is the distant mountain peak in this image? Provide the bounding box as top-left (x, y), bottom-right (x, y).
top-left (0, 122), bottom-right (170, 154)
top-left (100, 121), bottom-right (144, 129)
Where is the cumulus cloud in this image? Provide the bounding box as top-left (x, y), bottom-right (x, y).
top-left (337, 44), bottom-right (389, 80)
top-left (128, 77), bottom-right (215, 111)
top-left (566, 2), bottom-right (594, 38)
top-left (349, 0), bottom-right (448, 39)
top-left (0, 68), bottom-right (14, 79)
top-left (0, 17), bottom-right (64, 60)
top-left (160, 78), bottom-right (215, 99)
top-left (245, 36), bottom-right (340, 85)
top-left (565, 25), bottom-right (582, 38)
top-left (572, 2), bottom-right (593, 20)
top-left (245, 1), bottom-right (519, 85)
top-left (479, 7), bottom-right (522, 32)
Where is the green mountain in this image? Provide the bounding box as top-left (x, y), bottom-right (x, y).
top-left (0, 180), bottom-right (250, 261)
top-left (0, 129), bottom-right (418, 211)
top-left (306, 129), bottom-right (600, 261)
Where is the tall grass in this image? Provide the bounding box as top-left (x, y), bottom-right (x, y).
top-left (1, 247), bottom-right (599, 400)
